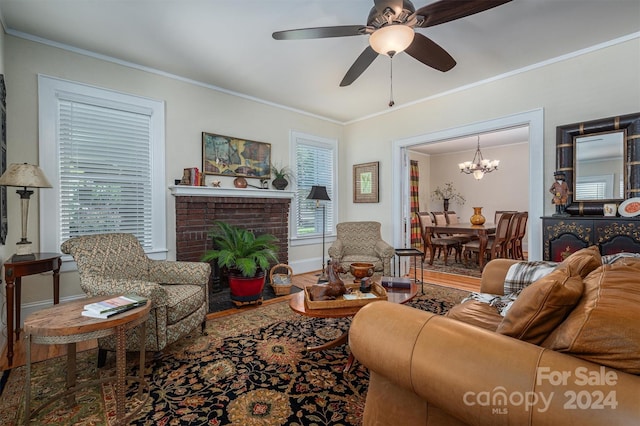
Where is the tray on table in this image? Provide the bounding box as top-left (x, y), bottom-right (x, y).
top-left (304, 282), bottom-right (387, 310)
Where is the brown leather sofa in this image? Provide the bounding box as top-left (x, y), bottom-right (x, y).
top-left (349, 255), bottom-right (640, 425)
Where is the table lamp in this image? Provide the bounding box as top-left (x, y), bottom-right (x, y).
top-left (306, 185), bottom-right (331, 282)
top-left (0, 163), bottom-right (52, 259)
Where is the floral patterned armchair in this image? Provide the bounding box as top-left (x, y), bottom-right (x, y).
top-left (61, 233), bottom-right (210, 365)
top-left (328, 221), bottom-right (395, 276)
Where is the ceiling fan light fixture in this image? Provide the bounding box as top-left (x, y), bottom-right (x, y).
top-left (369, 24), bottom-right (414, 56)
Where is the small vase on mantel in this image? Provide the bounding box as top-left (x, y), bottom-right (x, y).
top-left (470, 207), bottom-right (486, 225)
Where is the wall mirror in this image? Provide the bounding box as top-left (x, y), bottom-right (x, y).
top-left (556, 112), bottom-right (640, 216)
top-left (574, 130), bottom-right (625, 201)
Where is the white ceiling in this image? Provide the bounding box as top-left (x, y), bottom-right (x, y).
top-left (0, 0), bottom-right (639, 127)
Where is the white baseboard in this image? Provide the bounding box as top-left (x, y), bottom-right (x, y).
top-left (288, 258), bottom-right (323, 275)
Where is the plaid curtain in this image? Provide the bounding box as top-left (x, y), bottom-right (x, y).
top-left (410, 160), bottom-right (421, 247)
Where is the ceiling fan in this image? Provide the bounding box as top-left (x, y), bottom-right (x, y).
top-left (273, 0), bottom-right (512, 87)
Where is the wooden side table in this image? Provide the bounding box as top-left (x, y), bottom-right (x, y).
top-left (3, 252), bottom-right (61, 367)
top-left (23, 296), bottom-right (151, 425)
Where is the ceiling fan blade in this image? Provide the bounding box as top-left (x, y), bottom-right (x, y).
top-left (404, 33), bottom-right (456, 72)
top-left (340, 46), bottom-right (379, 87)
top-left (374, 0), bottom-right (404, 15)
top-left (273, 25), bottom-right (364, 40)
top-left (415, 0), bottom-right (512, 28)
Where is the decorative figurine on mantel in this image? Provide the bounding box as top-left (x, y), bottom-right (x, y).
top-left (550, 171), bottom-right (570, 217)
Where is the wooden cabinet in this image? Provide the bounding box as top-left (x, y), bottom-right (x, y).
top-left (542, 217), bottom-right (640, 261)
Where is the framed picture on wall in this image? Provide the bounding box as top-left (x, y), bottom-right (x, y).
top-left (0, 75), bottom-right (6, 245)
top-left (202, 132), bottom-right (271, 178)
top-left (353, 161), bottom-right (379, 203)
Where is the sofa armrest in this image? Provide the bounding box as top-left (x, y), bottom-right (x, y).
top-left (480, 258), bottom-right (520, 295)
top-left (350, 302), bottom-right (640, 425)
top-left (148, 260), bottom-right (211, 287)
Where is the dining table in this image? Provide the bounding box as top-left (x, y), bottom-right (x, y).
top-left (425, 222), bottom-right (497, 269)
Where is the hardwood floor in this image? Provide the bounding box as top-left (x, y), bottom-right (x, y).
top-left (1, 269), bottom-right (480, 371)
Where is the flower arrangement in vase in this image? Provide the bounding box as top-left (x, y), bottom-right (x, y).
top-left (431, 182), bottom-right (465, 211)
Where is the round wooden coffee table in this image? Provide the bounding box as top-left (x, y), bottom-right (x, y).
top-left (23, 295), bottom-right (151, 424)
top-left (289, 282), bottom-right (418, 371)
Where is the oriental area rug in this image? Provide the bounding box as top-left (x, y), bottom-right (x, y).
top-left (0, 283), bottom-right (469, 425)
top-left (421, 257), bottom-right (483, 279)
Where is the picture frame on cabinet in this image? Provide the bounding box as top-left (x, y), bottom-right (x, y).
top-left (603, 203), bottom-right (617, 217)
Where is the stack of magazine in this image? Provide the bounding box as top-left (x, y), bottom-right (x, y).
top-left (81, 294), bottom-right (148, 319)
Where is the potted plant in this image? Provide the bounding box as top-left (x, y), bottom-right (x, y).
top-left (271, 164), bottom-right (295, 190)
top-left (202, 221), bottom-right (279, 306)
top-left (431, 182), bottom-right (465, 211)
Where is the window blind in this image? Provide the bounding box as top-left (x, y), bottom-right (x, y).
top-left (575, 181), bottom-right (606, 200)
top-left (295, 142), bottom-right (334, 237)
top-left (58, 100), bottom-right (153, 247)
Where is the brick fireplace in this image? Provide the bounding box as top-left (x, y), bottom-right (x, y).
top-left (171, 186), bottom-right (293, 290)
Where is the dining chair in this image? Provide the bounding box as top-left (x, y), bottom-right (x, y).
top-left (462, 212), bottom-right (515, 266)
top-left (417, 213), bottom-right (461, 265)
top-left (431, 211), bottom-right (470, 253)
top-left (445, 211), bottom-right (475, 242)
top-left (511, 211), bottom-right (529, 260)
top-left (504, 211), bottom-right (523, 259)
top-left (494, 210), bottom-right (517, 226)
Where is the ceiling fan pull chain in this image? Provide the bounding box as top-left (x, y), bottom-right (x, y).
top-left (388, 55), bottom-right (395, 107)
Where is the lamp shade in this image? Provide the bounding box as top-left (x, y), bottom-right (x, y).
top-left (369, 24), bottom-right (415, 56)
top-left (0, 163), bottom-right (52, 188)
top-left (307, 185), bottom-right (330, 201)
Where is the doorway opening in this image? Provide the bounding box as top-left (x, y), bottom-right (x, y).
top-left (391, 109), bottom-right (544, 276)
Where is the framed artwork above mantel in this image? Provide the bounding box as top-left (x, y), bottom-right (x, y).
top-left (202, 132), bottom-right (271, 179)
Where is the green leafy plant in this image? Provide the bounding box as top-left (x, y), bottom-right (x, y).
top-left (202, 221), bottom-right (279, 278)
top-left (431, 182), bottom-right (465, 205)
top-left (270, 164), bottom-right (296, 182)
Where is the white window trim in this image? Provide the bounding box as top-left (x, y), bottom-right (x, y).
top-left (289, 130), bottom-right (338, 246)
top-left (38, 75), bottom-right (167, 268)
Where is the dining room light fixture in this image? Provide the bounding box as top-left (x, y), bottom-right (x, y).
top-left (0, 163), bottom-right (52, 258)
top-left (458, 135), bottom-right (500, 180)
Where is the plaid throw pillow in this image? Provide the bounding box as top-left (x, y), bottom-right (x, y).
top-left (602, 253), bottom-right (640, 264)
top-left (503, 260), bottom-right (558, 294)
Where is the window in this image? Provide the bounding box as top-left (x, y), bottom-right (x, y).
top-left (290, 131), bottom-right (337, 241)
top-left (38, 75), bottom-right (166, 262)
top-left (575, 174), bottom-right (614, 200)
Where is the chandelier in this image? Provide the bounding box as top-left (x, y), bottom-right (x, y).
top-left (458, 136), bottom-right (500, 180)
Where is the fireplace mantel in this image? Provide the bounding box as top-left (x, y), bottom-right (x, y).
top-left (169, 185), bottom-right (294, 199)
top-left (172, 186), bottom-right (292, 291)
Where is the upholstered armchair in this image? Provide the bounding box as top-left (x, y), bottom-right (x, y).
top-left (328, 221), bottom-right (395, 276)
top-left (61, 233), bottom-right (210, 365)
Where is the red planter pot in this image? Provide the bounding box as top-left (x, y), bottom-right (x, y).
top-left (228, 271), bottom-right (265, 306)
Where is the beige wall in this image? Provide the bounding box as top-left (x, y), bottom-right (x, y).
top-left (1, 32), bottom-right (639, 331)
top-left (341, 38), bottom-right (640, 245)
top-left (4, 35), bottom-right (343, 306)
